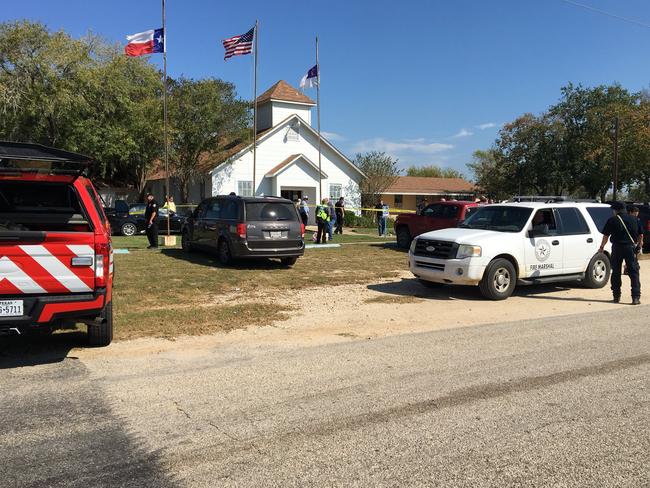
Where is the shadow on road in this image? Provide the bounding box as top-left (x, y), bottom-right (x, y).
top-left (161, 248), bottom-right (293, 270)
top-left (0, 331), bottom-right (85, 369)
top-left (368, 278), bottom-right (613, 303)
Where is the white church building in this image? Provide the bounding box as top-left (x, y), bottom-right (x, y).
top-left (148, 80), bottom-right (363, 220)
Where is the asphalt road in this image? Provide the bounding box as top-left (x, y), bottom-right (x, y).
top-left (1, 307), bottom-right (648, 487)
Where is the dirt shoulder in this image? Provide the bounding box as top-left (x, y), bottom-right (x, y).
top-left (78, 261), bottom-right (650, 360)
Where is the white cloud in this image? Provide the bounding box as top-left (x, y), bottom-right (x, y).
top-left (476, 122), bottom-right (497, 130)
top-left (351, 137), bottom-right (453, 155)
top-left (452, 128), bottom-right (473, 138)
top-left (321, 131), bottom-right (345, 141)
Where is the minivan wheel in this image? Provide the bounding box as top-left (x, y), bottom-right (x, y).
top-left (479, 258), bottom-right (516, 300)
top-left (280, 256), bottom-right (298, 266)
top-left (217, 239), bottom-right (233, 266)
top-left (88, 300), bottom-right (113, 347)
top-left (396, 226), bottom-right (412, 249)
top-left (583, 253), bottom-right (610, 289)
top-left (181, 231), bottom-right (193, 253)
top-left (121, 222), bottom-right (137, 236)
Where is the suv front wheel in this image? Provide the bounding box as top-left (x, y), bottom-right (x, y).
top-left (582, 253), bottom-right (611, 288)
top-left (479, 258), bottom-right (516, 300)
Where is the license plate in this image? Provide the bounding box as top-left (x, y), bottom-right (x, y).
top-left (269, 231), bottom-right (282, 239)
top-left (0, 300), bottom-right (23, 317)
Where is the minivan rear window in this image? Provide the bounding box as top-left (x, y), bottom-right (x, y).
top-left (246, 202), bottom-right (297, 221)
top-left (586, 207), bottom-right (613, 233)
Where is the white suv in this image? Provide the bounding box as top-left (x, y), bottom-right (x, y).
top-left (409, 202), bottom-right (614, 300)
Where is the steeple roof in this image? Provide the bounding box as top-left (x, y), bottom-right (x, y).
top-left (256, 80), bottom-right (316, 106)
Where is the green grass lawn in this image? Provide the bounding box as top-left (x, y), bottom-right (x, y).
top-left (111, 241), bottom-right (407, 340)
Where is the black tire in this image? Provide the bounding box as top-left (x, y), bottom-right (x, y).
top-left (582, 252), bottom-right (611, 289)
top-left (181, 231), bottom-right (193, 253)
top-left (121, 222), bottom-right (137, 236)
top-left (280, 256), bottom-right (298, 266)
top-left (88, 300), bottom-right (113, 347)
top-left (419, 279), bottom-right (443, 288)
top-left (479, 258), bottom-right (516, 300)
top-left (396, 226), bottom-right (412, 249)
top-left (217, 239), bottom-right (233, 266)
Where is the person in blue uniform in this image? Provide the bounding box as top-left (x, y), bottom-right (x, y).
top-left (598, 202), bottom-right (641, 304)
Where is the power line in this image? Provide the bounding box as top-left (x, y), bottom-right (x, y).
top-left (559, 0), bottom-right (650, 29)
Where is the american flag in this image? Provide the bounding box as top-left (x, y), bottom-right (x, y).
top-left (222, 26), bottom-right (255, 60)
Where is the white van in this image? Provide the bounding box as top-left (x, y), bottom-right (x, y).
top-left (408, 202), bottom-right (614, 300)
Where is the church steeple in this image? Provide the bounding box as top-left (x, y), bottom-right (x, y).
top-left (255, 80), bottom-right (316, 132)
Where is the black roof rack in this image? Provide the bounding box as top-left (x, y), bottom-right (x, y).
top-left (0, 141), bottom-right (92, 176)
top-left (510, 195), bottom-right (599, 203)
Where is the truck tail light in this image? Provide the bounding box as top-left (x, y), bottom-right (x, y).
top-left (301, 223), bottom-right (305, 238)
top-left (94, 241), bottom-right (111, 287)
top-left (236, 223), bottom-right (247, 239)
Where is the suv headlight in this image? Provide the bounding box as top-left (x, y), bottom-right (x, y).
top-left (409, 238), bottom-right (417, 253)
top-left (457, 244), bottom-right (482, 259)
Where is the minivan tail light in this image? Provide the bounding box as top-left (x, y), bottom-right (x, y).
top-left (236, 223), bottom-right (247, 239)
top-left (300, 223), bottom-right (305, 238)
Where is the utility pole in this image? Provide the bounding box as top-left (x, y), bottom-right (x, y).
top-left (162, 0), bottom-right (170, 237)
top-left (316, 36), bottom-right (322, 201)
top-left (613, 116), bottom-right (619, 201)
top-left (252, 20), bottom-right (259, 196)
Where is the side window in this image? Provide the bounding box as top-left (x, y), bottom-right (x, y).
top-left (195, 201), bottom-right (208, 218)
top-left (221, 199), bottom-right (239, 220)
top-left (441, 205), bottom-right (459, 219)
top-left (423, 204), bottom-right (443, 218)
top-left (84, 184), bottom-right (106, 224)
top-left (464, 207), bottom-right (477, 219)
top-left (558, 208), bottom-right (590, 235)
top-left (204, 200), bottom-right (221, 219)
top-left (586, 207), bottom-right (613, 233)
top-left (531, 209), bottom-right (558, 235)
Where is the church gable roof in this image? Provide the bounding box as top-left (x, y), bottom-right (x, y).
top-left (266, 154), bottom-right (328, 178)
top-left (256, 80), bottom-right (316, 106)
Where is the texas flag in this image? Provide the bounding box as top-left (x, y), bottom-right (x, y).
top-left (124, 28), bottom-right (164, 57)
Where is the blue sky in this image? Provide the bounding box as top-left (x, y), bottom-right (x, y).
top-left (3, 0), bottom-right (650, 176)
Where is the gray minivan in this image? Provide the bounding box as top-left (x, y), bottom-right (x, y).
top-left (181, 196), bottom-right (305, 266)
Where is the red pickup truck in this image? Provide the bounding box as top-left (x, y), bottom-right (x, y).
top-left (0, 142), bottom-right (113, 346)
top-left (395, 201), bottom-right (481, 249)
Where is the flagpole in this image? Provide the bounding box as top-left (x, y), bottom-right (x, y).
top-left (316, 36), bottom-right (322, 201)
top-left (162, 0), bottom-right (170, 237)
top-left (252, 20), bottom-right (259, 196)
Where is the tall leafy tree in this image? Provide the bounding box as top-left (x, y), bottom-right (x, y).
top-left (168, 77), bottom-right (249, 202)
top-left (353, 151), bottom-right (401, 209)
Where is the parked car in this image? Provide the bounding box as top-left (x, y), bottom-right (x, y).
top-left (394, 201), bottom-right (481, 249)
top-left (409, 202), bottom-right (614, 300)
top-left (106, 199), bottom-right (184, 236)
top-left (181, 195), bottom-right (305, 266)
top-left (0, 141), bottom-right (113, 345)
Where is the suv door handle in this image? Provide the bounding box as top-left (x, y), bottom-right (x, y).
top-left (552, 240), bottom-right (560, 246)
top-left (587, 238), bottom-right (594, 243)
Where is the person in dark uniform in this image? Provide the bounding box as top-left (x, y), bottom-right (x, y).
top-left (598, 202), bottom-right (641, 304)
top-left (144, 193), bottom-right (159, 249)
top-left (334, 197), bottom-right (345, 234)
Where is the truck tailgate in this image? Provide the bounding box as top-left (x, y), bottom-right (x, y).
top-left (0, 232), bottom-right (95, 295)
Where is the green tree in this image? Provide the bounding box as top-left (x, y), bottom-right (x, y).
top-left (466, 148), bottom-right (509, 200)
top-left (168, 77), bottom-right (249, 202)
top-left (0, 20), bottom-right (164, 190)
top-left (353, 151), bottom-right (401, 210)
top-left (406, 164), bottom-right (465, 179)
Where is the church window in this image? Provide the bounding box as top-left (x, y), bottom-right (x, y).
top-left (237, 180), bottom-right (253, 197)
top-left (329, 183), bottom-right (342, 200)
top-left (286, 123), bottom-right (299, 142)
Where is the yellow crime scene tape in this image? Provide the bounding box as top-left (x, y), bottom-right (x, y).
top-left (173, 203), bottom-right (416, 214)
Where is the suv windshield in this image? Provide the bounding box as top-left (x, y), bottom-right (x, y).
top-left (246, 202), bottom-right (297, 221)
top-left (459, 206), bottom-right (532, 232)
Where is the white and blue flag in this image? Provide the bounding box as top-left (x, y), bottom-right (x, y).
top-left (300, 65), bottom-right (318, 89)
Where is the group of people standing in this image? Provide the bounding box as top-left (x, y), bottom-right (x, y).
top-left (298, 196), bottom-right (345, 244)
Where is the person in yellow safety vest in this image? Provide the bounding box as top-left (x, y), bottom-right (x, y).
top-left (315, 198), bottom-right (331, 244)
top-left (162, 195), bottom-right (176, 214)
